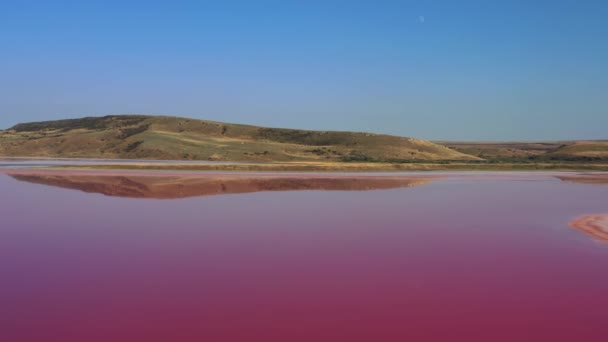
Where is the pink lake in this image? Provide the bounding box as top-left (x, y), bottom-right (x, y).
top-left (1, 170), bottom-right (608, 342)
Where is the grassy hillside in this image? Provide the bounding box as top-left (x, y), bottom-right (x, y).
top-left (437, 140), bottom-right (608, 162)
top-left (542, 141), bottom-right (608, 161)
top-left (0, 115), bottom-right (475, 162)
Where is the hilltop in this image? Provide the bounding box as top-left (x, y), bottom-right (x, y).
top-left (0, 115), bottom-right (475, 162)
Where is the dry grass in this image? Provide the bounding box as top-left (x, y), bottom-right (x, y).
top-left (3, 116), bottom-right (607, 165)
top-left (0, 115), bottom-right (476, 162)
top-left (437, 140), bottom-right (608, 162)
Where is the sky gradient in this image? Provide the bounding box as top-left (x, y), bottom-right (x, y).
top-left (1, 0), bottom-right (607, 140)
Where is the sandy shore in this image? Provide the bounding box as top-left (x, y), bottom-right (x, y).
top-left (570, 214), bottom-right (608, 242)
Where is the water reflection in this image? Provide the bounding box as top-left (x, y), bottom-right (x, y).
top-left (2, 172), bottom-right (608, 341)
top-left (557, 174), bottom-right (608, 185)
top-left (9, 174), bottom-right (432, 199)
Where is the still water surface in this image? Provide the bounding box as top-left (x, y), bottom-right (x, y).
top-left (1, 171), bottom-right (607, 341)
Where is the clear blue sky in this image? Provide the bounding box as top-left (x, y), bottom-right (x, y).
top-left (1, 0), bottom-right (607, 140)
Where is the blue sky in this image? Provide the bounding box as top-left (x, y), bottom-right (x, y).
top-left (1, 0), bottom-right (607, 140)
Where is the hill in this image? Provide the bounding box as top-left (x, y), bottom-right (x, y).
top-left (0, 115), bottom-right (475, 162)
top-left (437, 140), bottom-right (608, 162)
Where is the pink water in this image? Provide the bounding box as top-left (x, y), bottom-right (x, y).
top-left (1, 172), bottom-right (608, 341)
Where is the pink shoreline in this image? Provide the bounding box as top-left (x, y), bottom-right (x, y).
top-left (569, 214), bottom-right (608, 243)
top-left (1, 167), bottom-right (606, 183)
top-left (0, 168), bottom-right (441, 180)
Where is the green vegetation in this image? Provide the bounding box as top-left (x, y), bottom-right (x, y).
top-left (257, 127), bottom-right (361, 146)
top-left (11, 115), bottom-right (147, 132)
top-left (119, 123), bottom-right (150, 139)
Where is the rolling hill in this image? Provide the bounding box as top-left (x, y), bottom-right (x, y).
top-left (437, 140), bottom-right (608, 162)
top-left (0, 115), bottom-right (476, 162)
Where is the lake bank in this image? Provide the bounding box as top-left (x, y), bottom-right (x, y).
top-left (48, 161), bottom-right (608, 172)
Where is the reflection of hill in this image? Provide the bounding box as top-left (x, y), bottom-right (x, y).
top-left (10, 174), bottom-right (432, 199)
top-left (569, 214), bottom-right (608, 243)
top-left (556, 174), bottom-right (608, 185)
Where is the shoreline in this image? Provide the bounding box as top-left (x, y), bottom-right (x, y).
top-left (570, 214), bottom-right (608, 242)
top-left (2, 158), bottom-right (608, 174)
top-left (2, 166), bottom-right (605, 184)
top-left (47, 162), bottom-right (608, 172)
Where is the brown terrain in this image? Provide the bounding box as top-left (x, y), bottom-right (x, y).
top-left (8, 173), bottom-right (432, 199)
top-left (438, 140), bottom-right (608, 162)
top-left (569, 214), bottom-right (608, 242)
top-left (1, 115), bottom-right (607, 171)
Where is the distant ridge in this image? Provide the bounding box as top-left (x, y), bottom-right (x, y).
top-left (438, 140), bottom-right (608, 162)
top-left (0, 115), bottom-right (475, 162)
